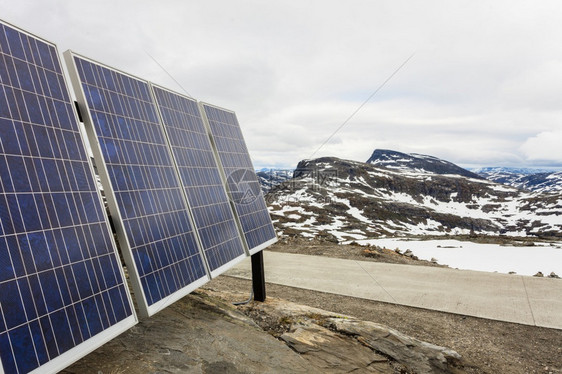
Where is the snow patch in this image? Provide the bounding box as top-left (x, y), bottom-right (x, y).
top-left (358, 238), bottom-right (562, 276)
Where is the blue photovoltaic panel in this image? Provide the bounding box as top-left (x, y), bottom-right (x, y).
top-left (0, 21), bottom-right (136, 374)
top-left (65, 52), bottom-right (209, 317)
top-left (152, 86), bottom-right (246, 275)
top-left (199, 103), bottom-right (277, 254)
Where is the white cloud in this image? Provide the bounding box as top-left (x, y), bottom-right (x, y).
top-left (520, 131), bottom-right (562, 165)
top-left (2, 0), bottom-right (562, 169)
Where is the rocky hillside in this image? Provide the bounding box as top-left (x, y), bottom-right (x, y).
top-left (475, 167), bottom-right (562, 193)
top-left (267, 156), bottom-right (562, 241)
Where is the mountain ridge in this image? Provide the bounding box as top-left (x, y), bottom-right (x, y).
top-left (258, 151), bottom-right (562, 194)
top-left (474, 167), bottom-right (562, 193)
top-left (366, 149), bottom-right (483, 179)
top-left (266, 152), bottom-right (562, 240)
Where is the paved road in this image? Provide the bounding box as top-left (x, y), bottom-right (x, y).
top-left (226, 251), bottom-right (562, 330)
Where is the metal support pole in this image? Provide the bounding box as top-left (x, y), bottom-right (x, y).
top-left (251, 251), bottom-right (266, 302)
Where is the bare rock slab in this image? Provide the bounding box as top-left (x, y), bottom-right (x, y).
top-left (328, 318), bottom-right (462, 374)
top-left (280, 321), bottom-right (393, 373)
top-left (238, 295), bottom-right (463, 374)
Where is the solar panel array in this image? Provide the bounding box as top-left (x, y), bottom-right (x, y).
top-left (1, 17), bottom-right (277, 374)
top-left (151, 86), bottom-right (246, 275)
top-left (200, 103), bottom-right (277, 254)
top-left (0, 21), bottom-right (136, 374)
top-left (65, 53), bottom-right (209, 317)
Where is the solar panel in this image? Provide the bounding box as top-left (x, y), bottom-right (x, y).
top-left (151, 85), bottom-right (247, 276)
top-left (64, 52), bottom-right (209, 317)
top-left (0, 21), bottom-right (136, 374)
top-left (199, 103), bottom-right (277, 254)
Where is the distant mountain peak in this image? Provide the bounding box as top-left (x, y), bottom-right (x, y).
top-left (475, 167), bottom-right (562, 193)
top-left (366, 149), bottom-right (482, 179)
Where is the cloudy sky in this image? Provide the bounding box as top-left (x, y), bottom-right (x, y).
top-left (3, 1), bottom-right (562, 169)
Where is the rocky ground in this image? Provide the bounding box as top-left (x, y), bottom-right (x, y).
top-left (222, 290), bottom-right (462, 373)
top-left (245, 238), bottom-right (562, 373)
top-left (63, 289), bottom-right (313, 374)
top-left (64, 240), bottom-right (562, 374)
top-left (209, 276), bottom-right (562, 374)
top-left (63, 286), bottom-right (463, 374)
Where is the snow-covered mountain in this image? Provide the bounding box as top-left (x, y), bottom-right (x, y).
top-left (367, 149), bottom-right (482, 179)
top-left (256, 169), bottom-right (293, 193)
top-left (474, 167), bottom-right (562, 193)
top-left (266, 153), bottom-right (562, 241)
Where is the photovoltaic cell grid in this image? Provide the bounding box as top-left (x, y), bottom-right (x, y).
top-left (152, 86), bottom-right (246, 275)
top-left (66, 53), bottom-right (208, 317)
top-left (199, 103), bottom-right (277, 254)
top-left (0, 21), bottom-right (135, 374)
